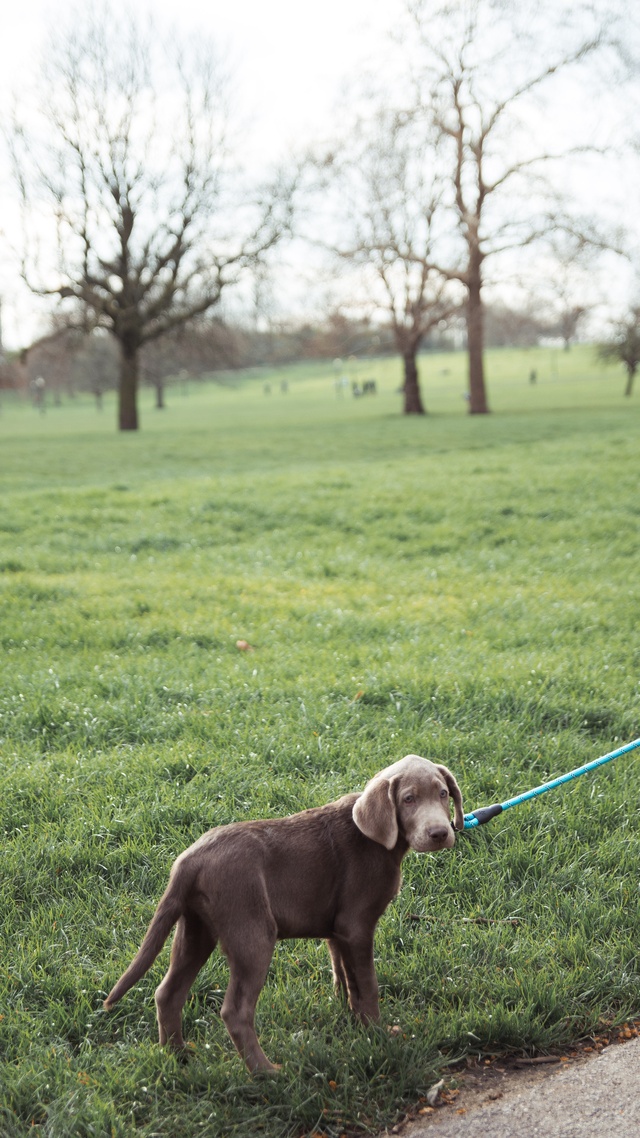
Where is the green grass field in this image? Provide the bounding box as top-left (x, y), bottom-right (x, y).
top-left (1, 345), bottom-right (639, 1137)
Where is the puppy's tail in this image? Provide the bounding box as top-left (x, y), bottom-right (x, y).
top-left (103, 879), bottom-right (183, 1009)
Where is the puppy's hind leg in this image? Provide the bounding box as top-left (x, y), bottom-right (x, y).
top-left (155, 913), bottom-right (216, 1050)
top-left (220, 924), bottom-right (278, 1074)
top-left (327, 938), bottom-right (348, 1002)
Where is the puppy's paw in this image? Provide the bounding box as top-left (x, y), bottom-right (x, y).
top-left (252, 1061), bottom-right (282, 1076)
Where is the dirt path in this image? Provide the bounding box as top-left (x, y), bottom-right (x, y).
top-left (382, 1034), bottom-right (640, 1138)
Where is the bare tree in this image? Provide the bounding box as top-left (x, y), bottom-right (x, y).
top-left (10, 6), bottom-right (295, 430)
top-left (597, 307), bottom-right (640, 396)
top-left (0, 358), bottom-right (24, 393)
top-left (72, 331), bottom-right (119, 409)
top-left (533, 233), bottom-right (601, 350)
top-left (22, 326), bottom-right (83, 404)
top-left (327, 110), bottom-right (458, 413)
top-left (139, 329), bottom-right (195, 410)
top-left (401, 0), bottom-right (618, 413)
top-left (482, 300), bottom-right (548, 348)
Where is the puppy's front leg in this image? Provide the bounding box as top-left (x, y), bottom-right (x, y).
top-left (331, 929), bottom-right (380, 1023)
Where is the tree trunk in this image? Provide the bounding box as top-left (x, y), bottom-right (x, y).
top-left (118, 341), bottom-right (139, 430)
top-left (154, 380), bottom-right (165, 409)
top-left (403, 349), bottom-right (426, 414)
top-left (467, 262), bottom-right (490, 415)
top-left (625, 365), bottom-right (636, 397)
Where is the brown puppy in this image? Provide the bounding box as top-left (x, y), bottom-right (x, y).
top-left (104, 755), bottom-right (463, 1072)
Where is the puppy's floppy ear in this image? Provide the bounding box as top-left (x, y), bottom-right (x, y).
top-left (436, 765), bottom-right (464, 831)
top-left (353, 777), bottom-right (398, 849)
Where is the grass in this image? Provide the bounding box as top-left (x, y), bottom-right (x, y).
top-left (0, 345), bottom-right (639, 1136)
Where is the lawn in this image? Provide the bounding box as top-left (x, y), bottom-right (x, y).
top-left (0, 346), bottom-right (639, 1137)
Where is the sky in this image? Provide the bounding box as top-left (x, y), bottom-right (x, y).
top-left (0, 0), bottom-right (395, 347)
top-left (0, 0), bottom-right (386, 135)
top-left (0, 0), bottom-right (636, 349)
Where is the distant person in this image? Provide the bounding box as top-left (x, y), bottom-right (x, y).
top-left (263, 383), bottom-right (271, 395)
top-left (34, 375), bottom-right (46, 414)
top-left (280, 379), bottom-right (288, 394)
top-left (529, 369), bottom-right (537, 385)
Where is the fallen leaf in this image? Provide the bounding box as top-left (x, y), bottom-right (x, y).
top-left (441, 1088), bottom-right (460, 1103)
top-left (426, 1079), bottom-right (444, 1106)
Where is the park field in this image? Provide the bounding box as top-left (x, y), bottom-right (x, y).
top-left (0, 345), bottom-right (639, 1137)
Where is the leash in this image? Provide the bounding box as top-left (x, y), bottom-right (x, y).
top-left (463, 736), bottom-right (640, 829)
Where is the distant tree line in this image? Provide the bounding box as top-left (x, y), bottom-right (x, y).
top-left (2, 295), bottom-right (635, 403)
top-left (0, 310), bottom-right (434, 400)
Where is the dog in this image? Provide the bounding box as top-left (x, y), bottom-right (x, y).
top-left (104, 755), bottom-right (463, 1072)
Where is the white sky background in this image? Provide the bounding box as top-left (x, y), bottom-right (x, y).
top-left (0, 0), bottom-right (388, 150)
top-left (0, 0), bottom-right (391, 347)
top-left (0, 0), bottom-right (637, 348)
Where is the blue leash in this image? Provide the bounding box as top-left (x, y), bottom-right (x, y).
top-left (463, 736), bottom-right (640, 829)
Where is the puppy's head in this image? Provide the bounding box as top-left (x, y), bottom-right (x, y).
top-left (352, 755), bottom-right (464, 851)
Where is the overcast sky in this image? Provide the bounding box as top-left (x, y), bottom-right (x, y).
top-left (0, 0), bottom-right (396, 346)
top-left (0, 0), bottom-right (389, 158)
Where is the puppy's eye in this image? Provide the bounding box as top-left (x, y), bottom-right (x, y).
top-left (403, 793), bottom-right (415, 804)
top-left (440, 788), bottom-right (448, 798)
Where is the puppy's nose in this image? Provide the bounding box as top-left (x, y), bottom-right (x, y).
top-left (429, 828), bottom-right (449, 845)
